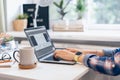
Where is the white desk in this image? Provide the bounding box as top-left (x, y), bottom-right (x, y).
top-left (0, 63), bottom-right (88, 80)
top-left (0, 35), bottom-right (89, 80)
top-left (0, 43), bottom-right (88, 80)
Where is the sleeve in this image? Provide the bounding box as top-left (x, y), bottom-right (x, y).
top-left (103, 48), bottom-right (120, 56)
top-left (83, 48), bottom-right (120, 76)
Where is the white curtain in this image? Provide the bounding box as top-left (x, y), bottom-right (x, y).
top-left (0, 0), bottom-right (5, 32)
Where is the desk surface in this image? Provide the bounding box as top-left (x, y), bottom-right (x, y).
top-left (0, 62), bottom-right (88, 80)
top-left (0, 33), bottom-right (89, 80)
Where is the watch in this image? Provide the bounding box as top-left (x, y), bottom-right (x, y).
top-left (75, 52), bottom-right (82, 55)
top-left (74, 52), bottom-right (82, 62)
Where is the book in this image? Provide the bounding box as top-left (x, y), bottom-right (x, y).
top-left (23, 4), bottom-right (36, 28)
top-left (36, 6), bottom-right (49, 29)
top-left (0, 60), bottom-right (14, 68)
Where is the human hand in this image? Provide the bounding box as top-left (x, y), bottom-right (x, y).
top-left (54, 50), bottom-right (75, 61)
top-left (66, 48), bottom-right (96, 55)
top-left (65, 48), bottom-right (80, 53)
top-left (65, 48), bottom-right (86, 54)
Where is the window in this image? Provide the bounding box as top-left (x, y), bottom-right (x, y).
top-left (50, 0), bottom-right (77, 20)
top-left (50, 0), bottom-right (120, 30)
top-left (87, 0), bottom-right (120, 24)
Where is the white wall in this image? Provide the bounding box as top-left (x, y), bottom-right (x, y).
top-left (5, 0), bottom-right (33, 31)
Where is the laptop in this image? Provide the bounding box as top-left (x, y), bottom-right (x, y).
top-left (24, 26), bottom-right (76, 65)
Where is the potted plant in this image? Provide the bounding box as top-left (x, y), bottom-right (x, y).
top-left (0, 33), bottom-right (15, 50)
top-left (13, 14), bottom-right (28, 31)
top-left (67, 0), bottom-right (86, 32)
top-left (76, 0), bottom-right (86, 20)
top-left (53, 0), bottom-right (72, 20)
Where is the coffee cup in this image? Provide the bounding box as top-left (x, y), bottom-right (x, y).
top-left (13, 47), bottom-right (37, 69)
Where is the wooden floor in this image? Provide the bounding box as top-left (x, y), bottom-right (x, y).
top-left (80, 69), bottom-right (120, 80)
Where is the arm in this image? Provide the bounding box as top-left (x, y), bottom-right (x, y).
top-left (66, 48), bottom-right (115, 57)
top-left (54, 48), bottom-right (120, 76)
top-left (78, 48), bottom-right (120, 76)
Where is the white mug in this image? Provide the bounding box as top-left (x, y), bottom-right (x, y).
top-left (13, 47), bottom-right (37, 66)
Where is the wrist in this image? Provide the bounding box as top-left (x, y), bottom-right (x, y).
top-left (78, 54), bottom-right (85, 63)
top-left (73, 52), bottom-right (82, 62)
top-left (74, 55), bottom-right (79, 62)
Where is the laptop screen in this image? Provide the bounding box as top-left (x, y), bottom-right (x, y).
top-left (24, 26), bottom-right (55, 58)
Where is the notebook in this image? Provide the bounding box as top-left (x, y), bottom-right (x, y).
top-left (24, 26), bottom-right (76, 65)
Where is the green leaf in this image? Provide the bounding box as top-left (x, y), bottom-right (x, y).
top-left (53, 2), bottom-right (60, 8)
top-left (60, 0), bottom-right (63, 9)
top-left (17, 14), bottom-right (28, 19)
top-left (76, 0), bottom-right (86, 12)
